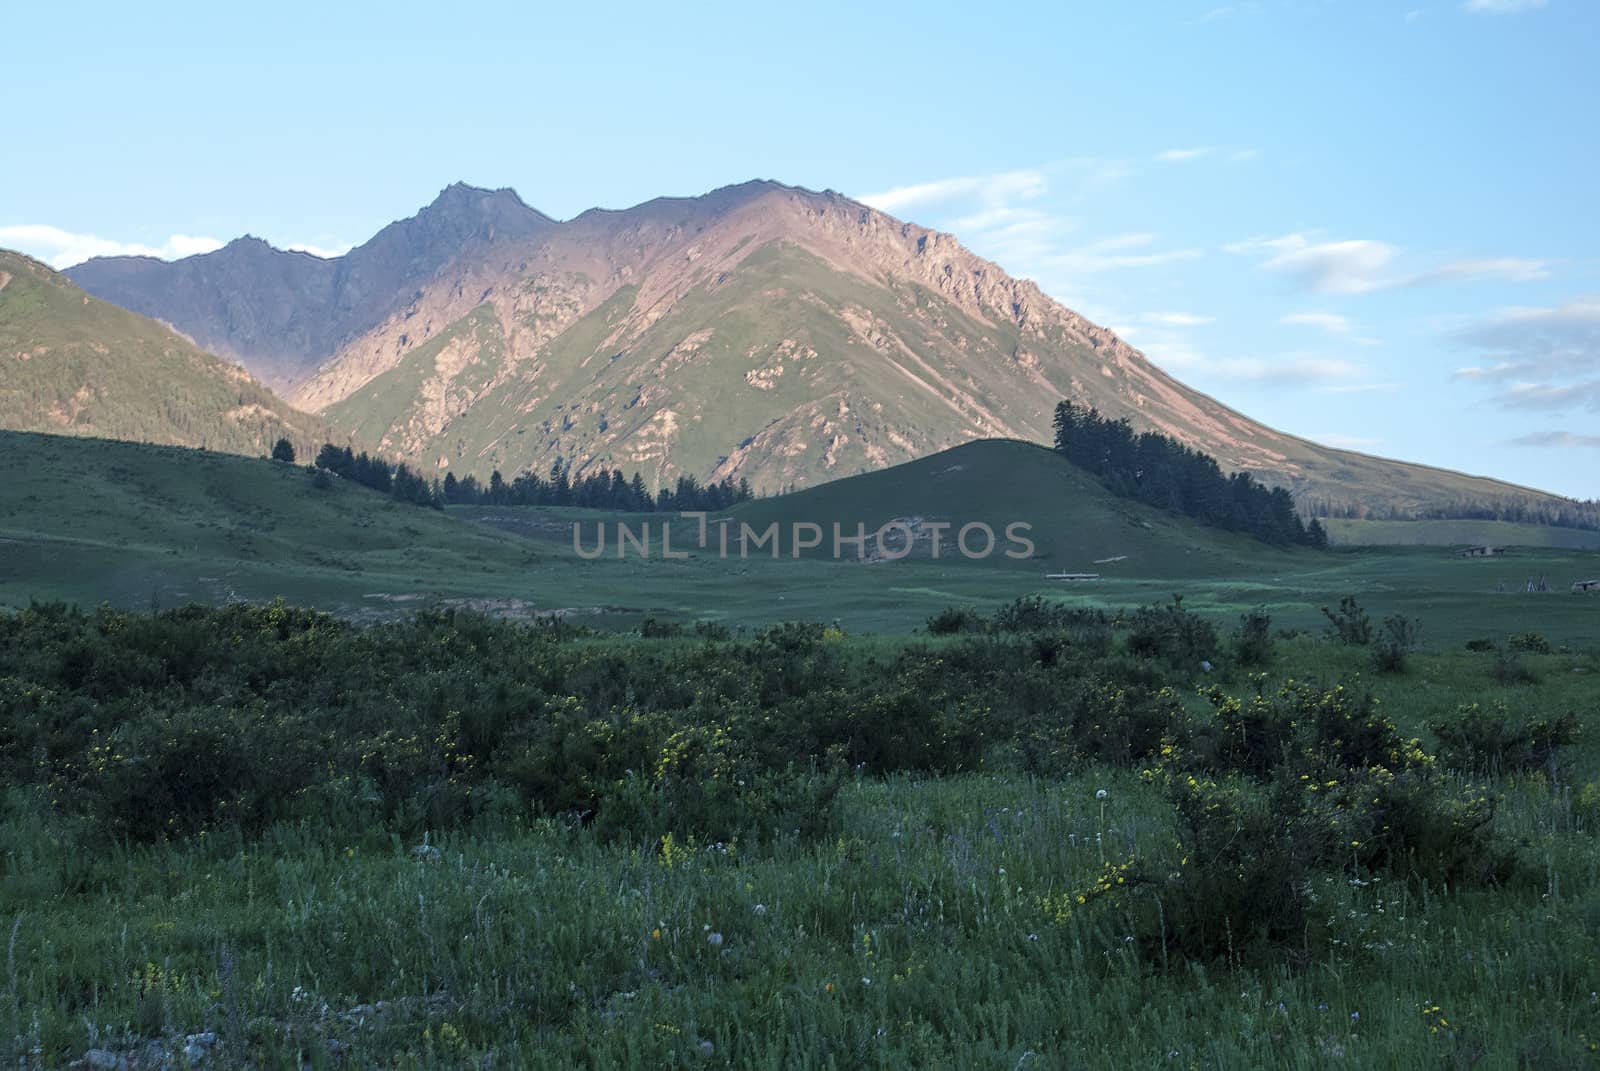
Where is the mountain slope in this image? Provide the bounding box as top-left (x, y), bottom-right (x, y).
top-left (721, 439), bottom-right (1306, 576)
top-left (0, 250), bottom-right (325, 456)
top-left (66, 184), bottom-right (552, 390)
top-left (68, 181), bottom-right (1576, 516)
top-left (0, 429), bottom-right (537, 613)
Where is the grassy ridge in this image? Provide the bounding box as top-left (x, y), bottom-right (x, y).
top-left (0, 251), bottom-right (327, 458)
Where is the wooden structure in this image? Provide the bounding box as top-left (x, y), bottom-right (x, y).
top-left (1574, 579), bottom-right (1600, 594)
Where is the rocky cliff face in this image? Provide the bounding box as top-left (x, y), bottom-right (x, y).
top-left (65, 181), bottom-right (1567, 512)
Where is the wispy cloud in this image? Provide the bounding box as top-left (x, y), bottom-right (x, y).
top-left (1136, 331), bottom-right (1389, 392)
top-left (0, 224), bottom-right (224, 269)
top-left (1453, 298), bottom-right (1600, 411)
top-left (1462, 0), bottom-right (1546, 14)
top-left (1039, 233), bottom-right (1203, 274)
top-left (1416, 257), bottom-right (1548, 285)
top-left (859, 169), bottom-right (1048, 216)
top-left (1504, 431), bottom-right (1600, 449)
top-left (1281, 312), bottom-right (1354, 334)
top-left (1145, 311), bottom-right (1214, 327)
top-left (1156, 146), bottom-right (1258, 164)
top-left (1229, 232), bottom-right (1548, 294)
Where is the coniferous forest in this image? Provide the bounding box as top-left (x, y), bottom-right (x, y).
top-left (1051, 402), bottom-right (1328, 548)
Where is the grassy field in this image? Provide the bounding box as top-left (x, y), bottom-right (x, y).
top-left (1327, 517), bottom-right (1600, 550)
top-left (2, 605), bottom-right (1599, 1069)
top-left (4, 433), bottom-right (1596, 646)
top-left (3, 431), bottom-right (1600, 1068)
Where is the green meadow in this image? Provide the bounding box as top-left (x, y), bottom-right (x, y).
top-left (2, 430), bottom-right (1599, 1068)
top-left (3, 433), bottom-right (1597, 645)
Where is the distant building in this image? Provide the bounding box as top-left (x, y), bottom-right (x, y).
top-left (1459, 545), bottom-right (1505, 558)
top-left (1046, 572), bottom-right (1100, 581)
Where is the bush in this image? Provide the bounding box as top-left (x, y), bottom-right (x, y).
top-left (1232, 608), bottom-right (1274, 667)
top-left (1321, 595), bottom-right (1372, 645)
top-left (1508, 632), bottom-right (1552, 654)
top-left (1429, 704), bottom-right (1580, 775)
top-left (1126, 595), bottom-right (1218, 671)
top-left (1491, 644), bottom-right (1539, 684)
top-left (1372, 614), bottom-right (1420, 674)
top-left (926, 606), bottom-right (987, 635)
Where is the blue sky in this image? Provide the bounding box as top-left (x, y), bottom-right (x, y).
top-left (4, 0), bottom-right (1596, 498)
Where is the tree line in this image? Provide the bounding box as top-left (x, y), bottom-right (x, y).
top-left (1051, 402), bottom-right (1328, 547)
top-left (1302, 493), bottom-right (1600, 532)
top-left (282, 439), bottom-right (754, 513)
top-left (443, 462), bottom-right (754, 512)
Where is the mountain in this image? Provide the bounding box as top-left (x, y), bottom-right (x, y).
top-left (66, 184), bottom-right (552, 390)
top-left (67, 181), bottom-right (1575, 515)
top-left (0, 250), bottom-right (325, 456)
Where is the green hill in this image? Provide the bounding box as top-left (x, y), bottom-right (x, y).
top-left (0, 250), bottom-right (326, 458)
top-left (719, 439), bottom-right (1306, 577)
top-left (0, 430), bottom-right (536, 613)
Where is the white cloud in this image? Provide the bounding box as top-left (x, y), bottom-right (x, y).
top-left (1229, 232), bottom-right (1548, 294)
top-left (1281, 312), bottom-right (1354, 334)
top-left (287, 241), bottom-right (353, 259)
top-left (1134, 329), bottom-right (1385, 391)
top-left (1209, 355), bottom-right (1368, 386)
top-left (1454, 299), bottom-right (1600, 411)
top-left (859, 169), bottom-right (1048, 215)
top-left (1037, 233), bottom-right (1203, 274)
top-left (1505, 431), bottom-right (1600, 448)
top-left (1145, 311), bottom-right (1214, 327)
top-left (1262, 236), bottom-right (1399, 295)
top-left (1462, 0), bottom-right (1546, 13)
top-left (1417, 257), bottom-right (1548, 285)
top-left (0, 223), bottom-right (224, 268)
top-left (1156, 147), bottom-right (1215, 163)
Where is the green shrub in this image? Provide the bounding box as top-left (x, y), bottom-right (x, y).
top-left (1231, 608), bottom-right (1274, 667)
top-left (1429, 704), bottom-right (1580, 775)
top-left (1126, 595), bottom-right (1218, 671)
top-left (1491, 644), bottom-right (1539, 684)
top-left (925, 606), bottom-right (987, 635)
top-left (1372, 614), bottom-right (1420, 674)
top-left (1321, 595), bottom-right (1372, 645)
top-left (1508, 632), bottom-right (1552, 654)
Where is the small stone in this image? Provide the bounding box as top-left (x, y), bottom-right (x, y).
top-left (83, 1052), bottom-right (128, 1071)
top-left (697, 1039), bottom-right (715, 1059)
